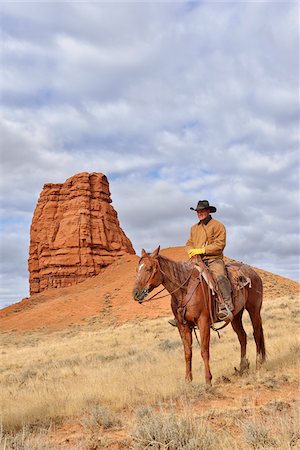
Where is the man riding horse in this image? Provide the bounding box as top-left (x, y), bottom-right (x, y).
top-left (169, 199), bottom-right (234, 326)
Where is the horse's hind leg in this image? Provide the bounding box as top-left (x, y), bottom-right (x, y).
top-left (231, 309), bottom-right (249, 373)
top-left (247, 305), bottom-right (266, 369)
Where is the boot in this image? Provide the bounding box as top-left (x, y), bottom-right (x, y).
top-left (217, 276), bottom-right (234, 322)
top-left (168, 318), bottom-right (178, 327)
top-left (218, 302), bottom-right (233, 322)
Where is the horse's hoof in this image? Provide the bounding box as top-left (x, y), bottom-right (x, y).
top-left (240, 359), bottom-right (250, 374)
top-left (256, 356), bottom-right (264, 370)
top-left (234, 367), bottom-right (242, 376)
top-left (234, 364), bottom-right (249, 376)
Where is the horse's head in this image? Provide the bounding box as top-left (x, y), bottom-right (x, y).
top-left (132, 246), bottom-right (163, 303)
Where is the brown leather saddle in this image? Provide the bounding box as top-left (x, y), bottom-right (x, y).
top-left (179, 261), bottom-right (251, 325)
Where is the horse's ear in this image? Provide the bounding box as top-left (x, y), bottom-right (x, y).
top-left (150, 245), bottom-right (160, 258)
top-left (141, 248), bottom-right (147, 256)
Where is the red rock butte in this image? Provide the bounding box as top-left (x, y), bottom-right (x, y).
top-left (28, 172), bottom-right (135, 295)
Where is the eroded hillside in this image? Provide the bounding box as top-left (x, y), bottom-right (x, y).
top-left (1, 247), bottom-right (298, 332)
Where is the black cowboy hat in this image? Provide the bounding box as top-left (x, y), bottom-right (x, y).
top-left (190, 200), bottom-right (217, 213)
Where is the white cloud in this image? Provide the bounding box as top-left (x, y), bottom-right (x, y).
top-left (0, 1), bottom-right (299, 308)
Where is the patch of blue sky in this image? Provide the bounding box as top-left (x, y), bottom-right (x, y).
top-left (179, 168), bottom-right (213, 181)
top-left (181, 121), bottom-right (200, 131)
top-left (225, 135), bottom-right (257, 150)
top-left (1, 195), bottom-right (37, 214)
top-left (1, 13), bottom-right (26, 36)
top-left (182, 1), bottom-right (202, 14)
top-left (0, 276), bottom-right (29, 308)
top-left (225, 129), bottom-right (287, 154)
top-left (144, 169), bottom-right (163, 181)
top-left (1, 87), bottom-right (57, 108)
top-left (61, 133), bottom-right (153, 155)
top-left (0, 216), bottom-right (30, 232)
top-left (1, 11), bottom-right (52, 42)
top-left (2, 46), bottom-right (54, 67)
top-left (0, 210), bottom-right (30, 221)
top-left (178, 172), bottom-right (216, 195)
top-left (0, 292), bottom-right (27, 309)
top-left (108, 165), bottom-right (162, 183)
top-left (267, 108), bottom-right (300, 127)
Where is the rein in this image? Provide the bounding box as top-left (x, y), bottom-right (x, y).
top-left (140, 261), bottom-right (194, 303)
top-left (138, 286), bottom-right (167, 303)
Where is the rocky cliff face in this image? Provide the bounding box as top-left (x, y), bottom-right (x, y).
top-left (28, 172), bottom-right (135, 295)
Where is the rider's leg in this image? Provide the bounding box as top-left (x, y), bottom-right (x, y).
top-left (208, 259), bottom-right (233, 322)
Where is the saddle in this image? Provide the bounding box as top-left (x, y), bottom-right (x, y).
top-left (179, 260), bottom-right (251, 325)
top-left (226, 261), bottom-right (252, 297)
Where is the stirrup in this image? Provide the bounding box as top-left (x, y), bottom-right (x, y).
top-left (218, 304), bottom-right (233, 323)
top-left (168, 318), bottom-right (178, 327)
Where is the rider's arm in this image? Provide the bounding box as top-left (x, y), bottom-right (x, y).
top-left (186, 224), bottom-right (206, 257)
top-left (204, 222), bottom-right (226, 256)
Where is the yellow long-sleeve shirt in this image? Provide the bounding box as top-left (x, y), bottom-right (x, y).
top-left (186, 216), bottom-right (226, 262)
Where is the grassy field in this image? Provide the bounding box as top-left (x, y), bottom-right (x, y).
top-left (1, 293), bottom-right (299, 449)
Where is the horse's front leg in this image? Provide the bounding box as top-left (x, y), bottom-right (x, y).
top-left (177, 322), bottom-right (193, 382)
top-left (197, 315), bottom-right (212, 385)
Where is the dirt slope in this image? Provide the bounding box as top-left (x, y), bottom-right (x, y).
top-left (0, 247), bottom-right (299, 332)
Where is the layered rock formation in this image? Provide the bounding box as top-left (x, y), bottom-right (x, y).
top-left (28, 172), bottom-right (135, 295)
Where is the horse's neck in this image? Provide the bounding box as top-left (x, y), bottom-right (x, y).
top-left (158, 255), bottom-right (190, 299)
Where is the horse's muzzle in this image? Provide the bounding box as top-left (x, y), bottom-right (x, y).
top-left (132, 288), bottom-right (149, 303)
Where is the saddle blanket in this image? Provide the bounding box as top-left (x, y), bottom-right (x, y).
top-left (194, 261), bottom-right (252, 322)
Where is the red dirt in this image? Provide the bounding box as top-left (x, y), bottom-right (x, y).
top-left (1, 246), bottom-right (299, 449)
top-left (49, 381), bottom-right (299, 449)
top-left (1, 247), bottom-right (299, 332)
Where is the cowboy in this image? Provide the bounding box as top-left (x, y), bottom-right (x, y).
top-left (169, 200), bottom-right (233, 326)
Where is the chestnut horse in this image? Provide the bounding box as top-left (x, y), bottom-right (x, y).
top-left (133, 246), bottom-right (266, 384)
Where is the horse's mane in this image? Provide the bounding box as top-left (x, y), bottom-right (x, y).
top-left (157, 254), bottom-right (193, 285)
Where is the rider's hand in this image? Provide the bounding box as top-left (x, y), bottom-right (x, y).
top-left (188, 248), bottom-right (206, 258)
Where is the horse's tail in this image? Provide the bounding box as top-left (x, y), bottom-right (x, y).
top-left (246, 271), bottom-right (266, 362)
top-left (257, 277), bottom-right (266, 361)
top-left (258, 322), bottom-right (266, 361)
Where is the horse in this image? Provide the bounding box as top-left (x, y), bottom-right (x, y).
top-left (132, 246), bottom-right (266, 385)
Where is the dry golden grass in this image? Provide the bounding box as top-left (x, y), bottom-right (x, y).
top-left (1, 294), bottom-right (299, 448)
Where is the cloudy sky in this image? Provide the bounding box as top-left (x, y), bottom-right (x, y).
top-left (0, 1), bottom-right (299, 308)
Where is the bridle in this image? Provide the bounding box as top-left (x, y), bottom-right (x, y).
top-left (138, 257), bottom-right (194, 303)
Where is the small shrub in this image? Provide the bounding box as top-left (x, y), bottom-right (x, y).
top-left (242, 418), bottom-right (277, 448)
top-left (1, 424), bottom-right (55, 450)
top-left (134, 406), bottom-right (155, 419)
top-left (132, 409), bottom-right (215, 449)
top-left (261, 376), bottom-right (278, 389)
top-left (180, 382), bottom-right (222, 402)
top-left (80, 405), bottom-right (122, 430)
top-left (264, 399), bottom-right (291, 412)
